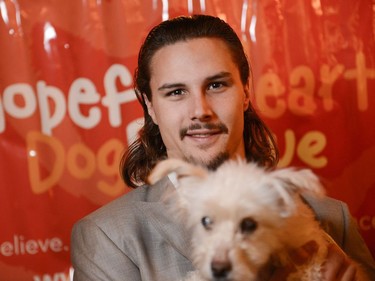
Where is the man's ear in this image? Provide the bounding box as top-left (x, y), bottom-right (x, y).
top-left (143, 94), bottom-right (158, 125)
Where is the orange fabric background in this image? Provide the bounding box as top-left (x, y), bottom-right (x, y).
top-left (0, 0), bottom-right (374, 279)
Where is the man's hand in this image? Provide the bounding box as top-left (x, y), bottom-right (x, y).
top-left (269, 240), bottom-right (318, 281)
top-left (321, 243), bottom-right (358, 281)
top-left (269, 240), bottom-right (363, 281)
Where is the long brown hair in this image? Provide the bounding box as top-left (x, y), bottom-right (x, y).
top-left (121, 15), bottom-right (279, 188)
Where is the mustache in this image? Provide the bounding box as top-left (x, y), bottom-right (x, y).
top-left (180, 123), bottom-right (229, 140)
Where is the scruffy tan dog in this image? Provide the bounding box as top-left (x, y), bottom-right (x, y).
top-left (148, 158), bottom-right (366, 281)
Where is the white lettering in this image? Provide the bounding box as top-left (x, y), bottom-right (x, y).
top-left (0, 235), bottom-right (68, 257)
top-left (33, 272), bottom-right (70, 281)
top-left (37, 81), bottom-right (66, 135)
top-left (0, 64), bottom-right (137, 135)
top-left (102, 64), bottom-right (137, 127)
top-left (1, 58), bottom-right (373, 135)
top-left (68, 78), bottom-right (101, 129)
top-left (3, 83), bottom-right (36, 118)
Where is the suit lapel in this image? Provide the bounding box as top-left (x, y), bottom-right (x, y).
top-left (136, 177), bottom-right (193, 260)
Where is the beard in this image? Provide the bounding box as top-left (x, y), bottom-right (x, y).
top-left (179, 123), bottom-right (231, 169)
top-left (184, 151), bottom-right (230, 171)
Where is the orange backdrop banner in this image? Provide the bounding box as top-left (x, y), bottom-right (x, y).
top-left (0, 0), bottom-right (374, 280)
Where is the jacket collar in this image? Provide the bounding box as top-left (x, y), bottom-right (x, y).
top-left (136, 177), bottom-right (193, 260)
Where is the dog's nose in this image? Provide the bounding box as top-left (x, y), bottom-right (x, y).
top-left (211, 260), bottom-right (232, 279)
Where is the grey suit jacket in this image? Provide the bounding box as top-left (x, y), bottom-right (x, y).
top-left (71, 177), bottom-right (375, 280)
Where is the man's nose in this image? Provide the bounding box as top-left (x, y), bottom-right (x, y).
top-left (190, 93), bottom-right (213, 121)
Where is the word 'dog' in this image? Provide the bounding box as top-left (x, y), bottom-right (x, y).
top-left (27, 131), bottom-right (126, 197)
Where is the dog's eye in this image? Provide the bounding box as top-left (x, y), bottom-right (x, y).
top-left (201, 216), bottom-right (213, 230)
top-left (240, 217), bottom-right (257, 234)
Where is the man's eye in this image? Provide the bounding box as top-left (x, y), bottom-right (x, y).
top-left (207, 82), bottom-right (225, 91)
top-left (166, 89), bottom-right (184, 97)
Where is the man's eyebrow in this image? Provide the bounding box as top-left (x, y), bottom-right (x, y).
top-left (157, 83), bottom-right (186, 91)
top-left (205, 71), bottom-right (232, 81)
top-left (157, 72), bottom-right (233, 91)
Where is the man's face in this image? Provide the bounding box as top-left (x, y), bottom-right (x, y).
top-left (146, 38), bottom-right (250, 167)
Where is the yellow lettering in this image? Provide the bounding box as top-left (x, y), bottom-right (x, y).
top-left (288, 66), bottom-right (317, 115)
top-left (255, 72), bottom-right (286, 118)
top-left (278, 129), bottom-right (296, 168)
top-left (66, 142), bottom-right (96, 179)
top-left (343, 51), bottom-right (375, 111)
top-left (26, 131), bottom-right (65, 194)
top-left (318, 64), bottom-right (345, 111)
top-left (359, 216), bottom-right (372, 231)
top-left (297, 131), bottom-right (327, 168)
top-left (97, 139), bottom-right (125, 196)
top-left (277, 129), bottom-right (328, 169)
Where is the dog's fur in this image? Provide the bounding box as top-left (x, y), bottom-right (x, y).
top-left (148, 158), bottom-right (366, 281)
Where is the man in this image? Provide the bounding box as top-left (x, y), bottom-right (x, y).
top-left (71, 15), bottom-right (375, 280)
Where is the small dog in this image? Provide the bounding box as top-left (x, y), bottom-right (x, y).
top-left (148, 158), bottom-right (365, 281)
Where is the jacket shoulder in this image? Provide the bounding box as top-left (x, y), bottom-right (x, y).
top-left (302, 194), bottom-right (347, 244)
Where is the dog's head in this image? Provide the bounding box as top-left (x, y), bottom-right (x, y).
top-left (148, 158), bottom-right (325, 280)
top-left (148, 158), bottom-right (324, 216)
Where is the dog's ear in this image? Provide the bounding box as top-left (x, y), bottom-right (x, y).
top-left (147, 158), bottom-right (207, 186)
top-left (272, 167), bottom-right (325, 197)
top-left (148, 159), bottom-right (208, 213)
top-left (268, 168), bottom-right (325, 217)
